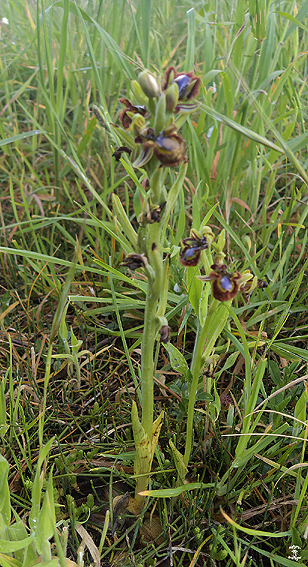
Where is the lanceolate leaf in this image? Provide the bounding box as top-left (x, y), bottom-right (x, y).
top-left (140, 481), bottom-right (215, 498)
top-left (163, 343), bottom-right (190, 378)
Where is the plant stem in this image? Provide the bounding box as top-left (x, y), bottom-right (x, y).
top-left (134, 165), bottom-right (187, 501)
top-left (183, 299), bottom-right (229, 467)
top-left (141, 288), bottom-right (159, 439)
top-left (183, 319), bottom-right (209, 467)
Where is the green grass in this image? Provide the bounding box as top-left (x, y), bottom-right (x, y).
top-left (1, 0), bottom-right (308, 565)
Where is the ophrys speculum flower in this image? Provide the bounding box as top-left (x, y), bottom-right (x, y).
top-left (163, 67), bottom-right (201, 102)
top-left (180, 235), bottom-right (209, 267)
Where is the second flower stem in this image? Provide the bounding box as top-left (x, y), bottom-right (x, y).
top-left (183, 298), bottom-right (229, 467)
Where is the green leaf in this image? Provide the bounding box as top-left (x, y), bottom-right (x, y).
top-left (139, 482), bottom-right (214, 498)
top-left (163, 343), bottom-right (189, 378)
top-left (29, 438), bottom-right (55, 531)
top-left (37, 472), bottom-right (56, 544)
top-left (52, 1), bottom-right (134, 79)
top-left (221, 71), bottom-right (233, 118)
top-left (187, 266), bottom-right (202, 317)
top-left (141, 0), bottom-right (151, 62)
top-left (209, 382), bottom-right (221, 422)
top-left (271, 343), bottom-right (308, 362)
top-left (277, 11), bottom-right (308, 34)
top-left (0, 457), bottom-right (10, 527)
top-left (249, 0), bottom-right (270, 40)
top-left (0, 131), bottom-right (41, 148)
top-left (185, 8), bottom-right (195, 72)
top-left (0, 534), bottom-right (35, 553)
top-left (200, 103), bottom-right (283, 153)
top-left (220, 507), bottom-right (290, 537)
top-left (0, 554), bottom-right (22, 567)
top-left (76, 116), bottom-right (97, 157)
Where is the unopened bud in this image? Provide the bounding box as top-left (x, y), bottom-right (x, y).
top-left (165, 83), bottom-right (179, 112)
top-left (131, 80), bottom-right (149, 105)
top-left (159, 325), bottom-right (170, 344)
top-left (138, 70), bottom-right (160, 98)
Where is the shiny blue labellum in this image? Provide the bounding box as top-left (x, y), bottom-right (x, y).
top-left (184, 248), bottom-right (198, 258)
top-left (220, 276), bottom-right (233, 291)
top-left (174, 75), bottom-right (191, 98)
top-left (180, 246), bottom-right (201, 266)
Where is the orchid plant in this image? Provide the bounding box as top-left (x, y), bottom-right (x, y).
top-left (98, 67), bottom-right (267, 508)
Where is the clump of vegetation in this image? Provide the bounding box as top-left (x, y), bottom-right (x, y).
top-left (1, 0), bottom-right (308, 565)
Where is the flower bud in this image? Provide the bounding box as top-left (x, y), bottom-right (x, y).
top-left (165, 83), bottom-right (179, 112)
top-left (159, 325), bottom-right (170, 344)
top-left (201, 226), bottom-right (215, 246)
top-left (131, 80), bottom-right (149, 105)
top-left (138, 70), bottom-right (160, 98)
top-left (214, 229), bottom-right (226, 254)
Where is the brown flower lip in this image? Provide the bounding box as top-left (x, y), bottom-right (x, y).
top-left (199, 263), bottom-right (240, 301)
top-left (133, 124), bottom-right (186, 168)
top-left (112, 146), bottom-right (132, 161)
top-left (153, 127), bottom-right (186, 167)
top-left (179, 236), bottom-right (208, 267)
top-left (121, 253), bottom-right (147, 270)
top-left (256, 278), bottom-right (268, 289)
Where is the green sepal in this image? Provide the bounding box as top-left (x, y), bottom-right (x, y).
top-left (174, 108), bottom-right (196, 129)
top-left (154, 93), bottom-right (167, 135)
top-left (132, 144), bottom-right (154, 168)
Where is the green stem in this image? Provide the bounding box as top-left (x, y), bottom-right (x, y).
top-left (183, 299), bottom-right (229, 467)
top-left (183, 318), bottom-right (210, 467)
top-left (141, 288), bottom-right (159, 439)
top-left (39, 341), bottom-right (53, 447)
top-left (134, 162), bottom-right (187, 501)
